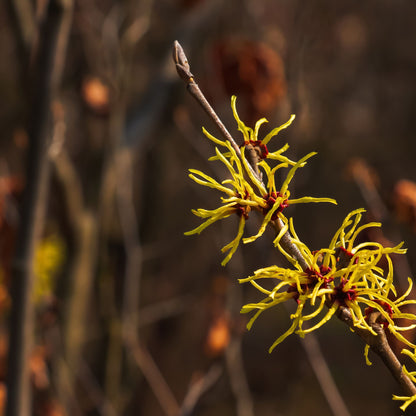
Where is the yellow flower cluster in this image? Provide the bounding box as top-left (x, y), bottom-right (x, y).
top-left (184, 94), bottom-right (416, 413)
top-left (240, 209), bottom-right (416, 352)
top-left (185, 96), bottom-right (336, 265)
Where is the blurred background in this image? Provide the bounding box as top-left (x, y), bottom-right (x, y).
top-left (1, 0), bottom-right (416, 415)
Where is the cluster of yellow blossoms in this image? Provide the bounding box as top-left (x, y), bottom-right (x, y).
top-left (240, 209), bottom-right (415, 353)
top-left (185, 96), bottom-right (416, 411)
top-left (185, 96), bottom-right (335, 265)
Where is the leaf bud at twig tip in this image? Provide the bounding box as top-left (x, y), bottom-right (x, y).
top-left (173, 41), bottom-right (194, 83)
top-left (172, 41), bottom-right (186, 67)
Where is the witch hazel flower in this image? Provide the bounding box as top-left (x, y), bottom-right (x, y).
top-left (240, 209), bottom-right (416, 353)
top-left (185, 140), bottom-right (265, 265)
top-left (325, 210), bottom-right (416, 347)
top-left (230, 95), bottom-right (297, 167)
top-left (239, 243), bottom-right (338, 352)
top-left (185, 96), bottom-right (336, 265)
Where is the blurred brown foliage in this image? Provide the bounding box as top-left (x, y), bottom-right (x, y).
top-left (211, 39), bottom-right (287, 125)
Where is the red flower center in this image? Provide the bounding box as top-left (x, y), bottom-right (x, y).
top-left (364, 300), bottom-right (393, 328)
top-left (234, 191), bottom-right (251, 219)
top-left (287, 265), bottom-right (333, 304)
top-left (331, 278), bottom-right (357, 306)
top-left (263, 192), bottom-right (288, 220)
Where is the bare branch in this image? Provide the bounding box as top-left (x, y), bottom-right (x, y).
top-left (179, 365), bottom-right (222, 416)
top-left (124, 335), bottom-right (180, 416)
top-left (337, 306), bottom-right (416, 403)
top-left (173, 40), bottom-right (416, 413)
top-left (299, 332), bottom-right (351, 416)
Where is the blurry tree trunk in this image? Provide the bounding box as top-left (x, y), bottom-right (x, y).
top-left (6, 1), bottom-right (73, 415)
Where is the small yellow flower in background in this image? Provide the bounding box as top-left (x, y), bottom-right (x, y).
top-left (34, 234), bottom-right (65, 302)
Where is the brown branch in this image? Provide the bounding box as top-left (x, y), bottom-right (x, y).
top-left (124, 334), bottom-right (180, 416)
top-left (53, 352), bottom-right (118, 415)
top-left (273, 217), bottom-right (309, 270)
top-left (299, 330), bottom-right (351, 416)
top-left (179, 365), bottom-right (222, 416)
top-left (173, 40), bottom-right (416, 412)
top-left (337, 306), bottom-right (416, 404)
top-left (225, 337), bottom-right (255, 416)
top-left (77, 359), bottom-right (118, 416)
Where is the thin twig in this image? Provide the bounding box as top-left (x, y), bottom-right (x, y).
top-left (348, 158), bottom-right (389, 222)
top-left (53, 346), bottom-right (118, 416)
top-left (223, 249), bottom-right (255, 416)
top-left (337, 306), bottom-right (416, 399)
top-left (78, 360), bottom-right (118, 416)
top-left (299, 332), bottom-right (351, 416)
top-left (124, 334), bottom-right (180, 416)
top-left (179, 365), bottom-right (223, 416)
top-left (348, 158), bottom-right (414, 292)
top-left (274, 217), bottom-right (309, 270)
top-left (225, 337), bottom-right (255, 416)
top-left (138, 295), bottom-right (194, 327)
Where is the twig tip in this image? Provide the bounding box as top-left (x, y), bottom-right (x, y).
top-left (172, 40), bottom-right (193, 83)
